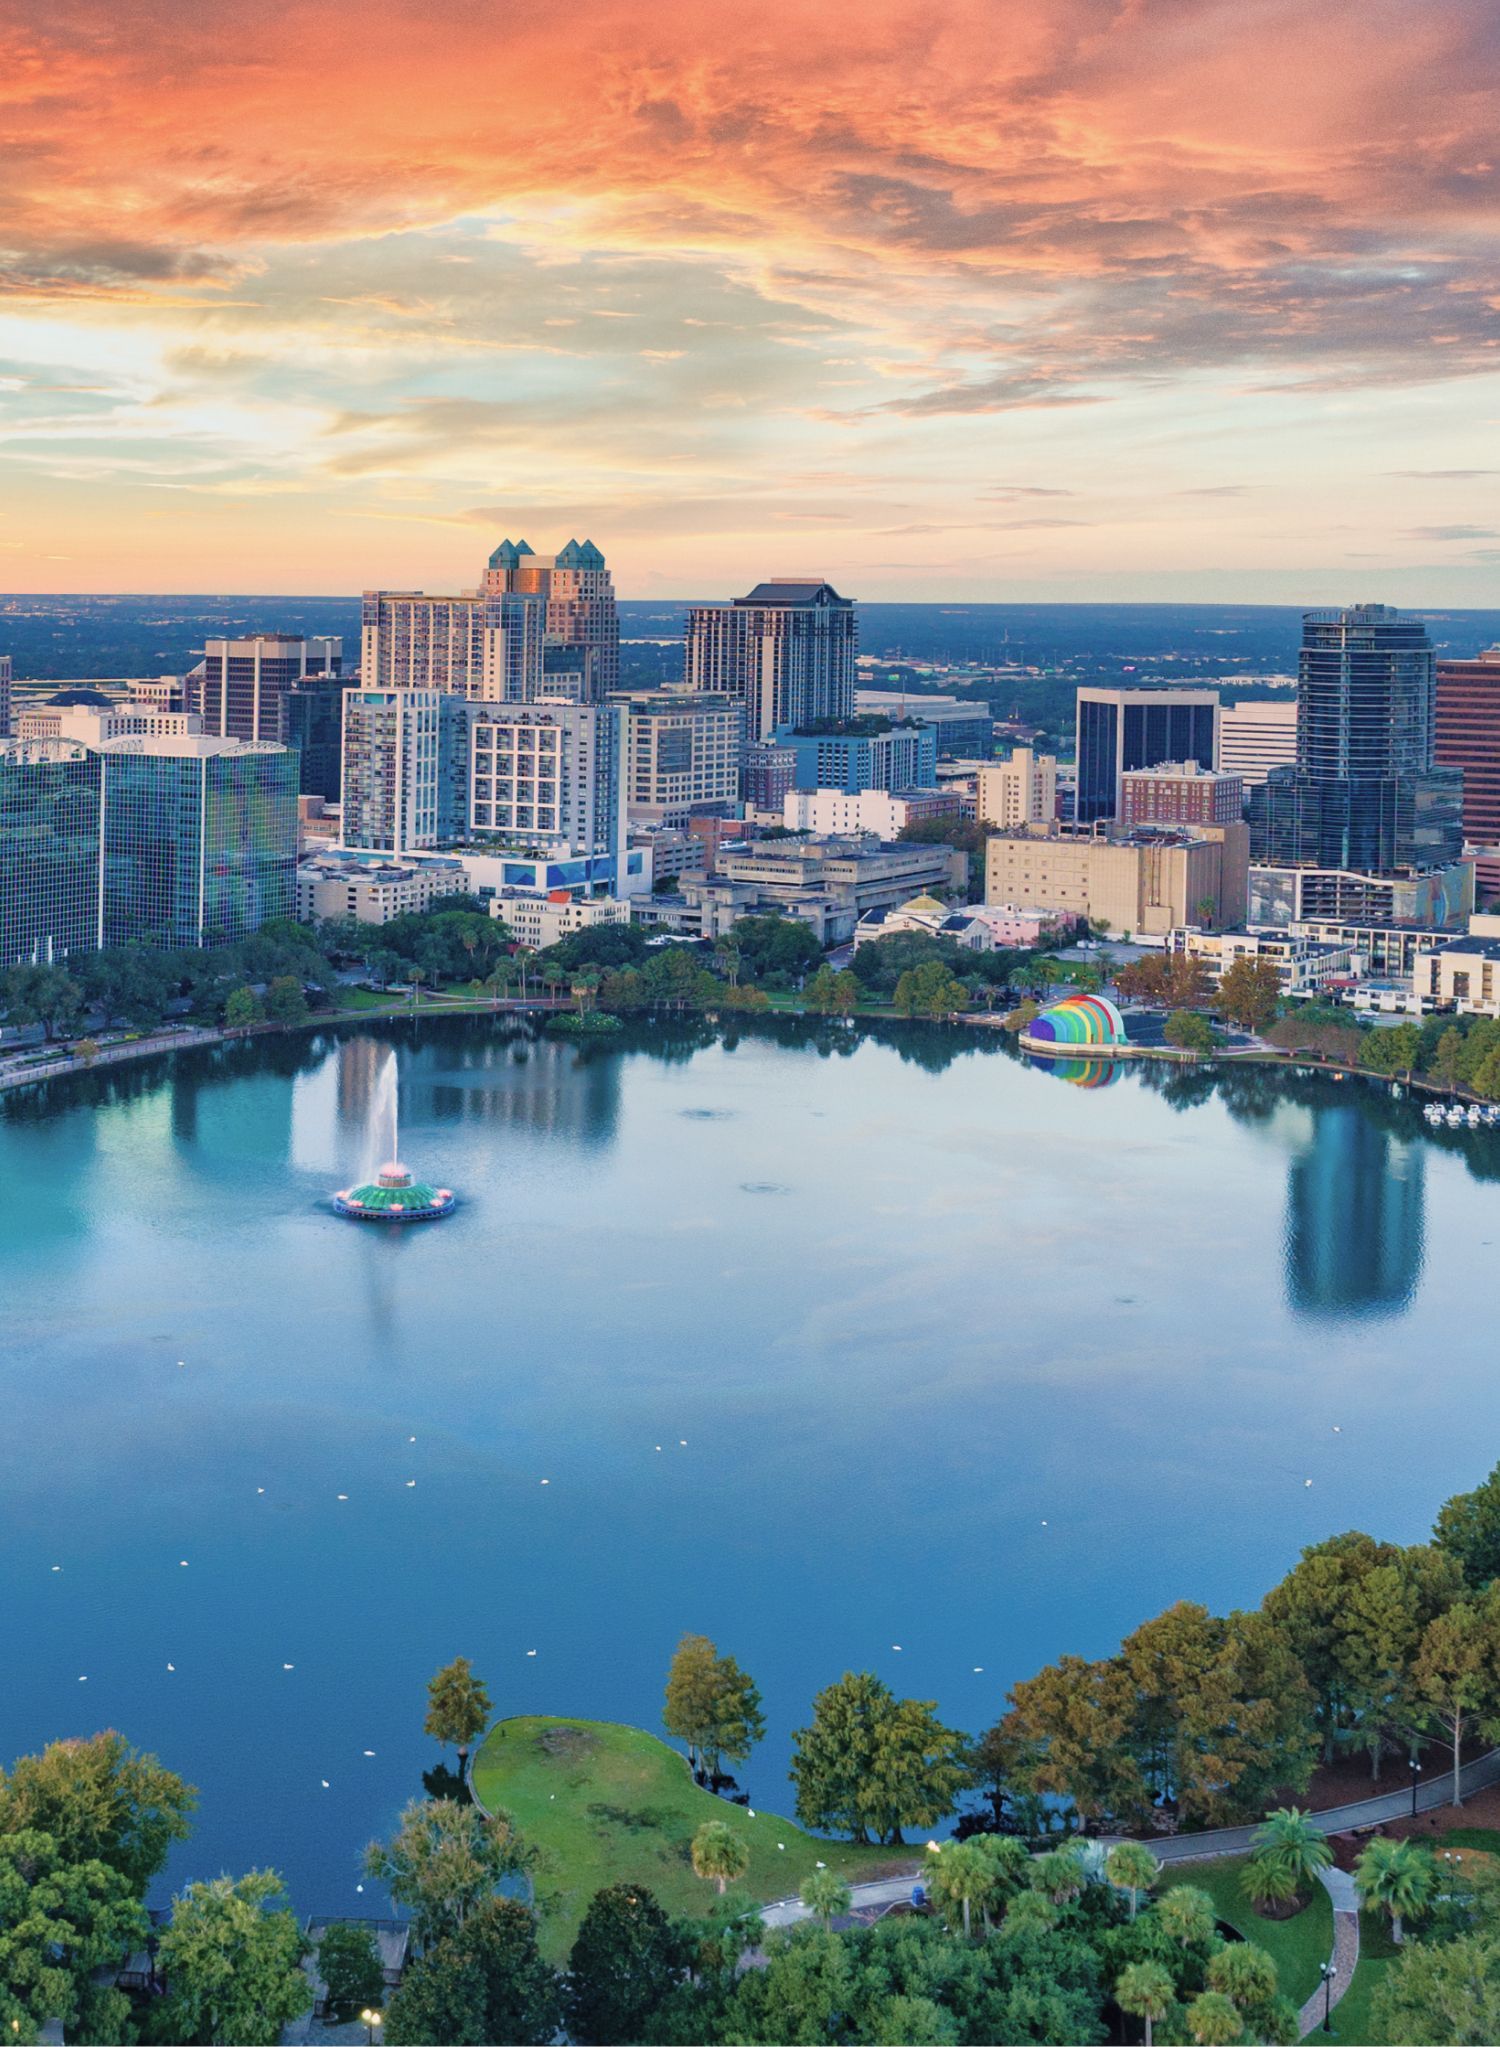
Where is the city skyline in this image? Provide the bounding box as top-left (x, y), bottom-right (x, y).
top-left (2, 0), bottom-right (1498, 601)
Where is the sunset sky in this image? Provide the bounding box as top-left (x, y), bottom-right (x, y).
top-left (2, 0), bottom-right (1498, 599)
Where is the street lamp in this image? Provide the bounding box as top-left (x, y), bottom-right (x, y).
top-left (360, 2010), bottom-right (383, 2046)
top-left (1320, 1961), bottom-right (1336, 2032)
top-left (1410, 1756), bottom-right (1422, 1819)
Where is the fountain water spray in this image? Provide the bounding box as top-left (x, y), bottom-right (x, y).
top-left (333, 1045), bottom-right (455, 1224)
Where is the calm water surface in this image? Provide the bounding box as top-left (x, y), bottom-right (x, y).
top-left (3, 1017), bottom-right (1497, 1912)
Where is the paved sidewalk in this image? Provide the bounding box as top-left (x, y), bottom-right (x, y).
top-left (1297, 1868), bottom-right (1360, 2038)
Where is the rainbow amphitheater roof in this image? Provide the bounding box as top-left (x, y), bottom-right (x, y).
top-left (1027, 994), bottom-right (1128, 1049)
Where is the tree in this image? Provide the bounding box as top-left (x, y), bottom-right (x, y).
top-left (1370, 1929), bottom-right (1500, 2046)
top-left (1107, 1842), bottom-right (1160, 1920)
top-left (1117, 1960), bottom-right (1175, 2047)
top-left (1339, 1544), bottom-right (1463, 1780)
top-left (316, 1922), bottom-right (385, 2022)
top-left (154, 1870), bottom-right (311, 2046)
top-left (1157, 1885), bottom-right (1218, 1951)
top-left (2, 963), bottom-right (84, 1040)
top-left (790, 1672), bottom-right (968, 1844)
top-left (663, 1633), bottom-right (766, 1779)
top-left (423, 1656), bottom-right (493, 1773)
top-left (1362, 1021), bottom-right (1422, 1077)
top-left (1206, 1942), bottom-right (1293, 2044)
top-left (224, 984), bottom-right (262, 1031)
top-left (1031, 1845), bottom-right (1087, 1905)
top-left (805, 964), bottom-right (842, 1014)
top-left (1185, 1988), bottom-right (1243, 2044)
top-left (363, 1799), bottom-right (531, 1951)
top-left (1216, 957), bottom-right (1281, 1034)
top-left (1245, 1807), bottom-right (1332, 1907)
top-left (690, 1820), bottom-right (750, 1895)
top-left (1001, 1656), bottom-right (1146, 1831)
top-left (264, 975), bottom-right (309, 1026)
top-left (832, 969), bottom-right (861, 1016)
top-left (1165, 1009), bottom-right (1214, 1052)
top-left (0, 1731), bottom-right (197, 1895)
top-left (1262, 1530), bottom-right (1400, 1763)
top-left (1411, 1592), bottom-right (1500, 1806)
top-left (1434, 1025), bottom-right (1466, 1089)
top-left (799, 1867), bottom-right (851, 1929)
top-left (892, 959), bottom-right (969, 1020)
top-left (1436, 1462), bottom-right (1500, 1590)
top-left (414, 1896), bottom-right (559, 2047)
top-left (382, 1944), bottom-right (487, 2046)
top-left (565, 1883), bottom-right (685, 2044)
top-left (0, 1829), bottom-right (147, 2037)
top-left (926, 1839), bottom-right (994, 1938)
top-left (1354, 1836), bottom-right (1435, 1944)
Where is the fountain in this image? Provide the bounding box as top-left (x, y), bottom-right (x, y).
top-left (332, 1049), bottom-right (455, 1223)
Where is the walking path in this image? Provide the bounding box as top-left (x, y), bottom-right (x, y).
top-left (1297, 1869), bottom-right (1360, 2039)
top-left (1140, 1745), bottom-right (1500, 1864)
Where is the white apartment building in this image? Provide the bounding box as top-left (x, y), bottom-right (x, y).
top-left (1219, 700), bottom-right (1298, 786)
top-left (297, 853), bottom-right (458, 925)
top-left (492, 889), bottom-right (632, 950)
top-left (782, 787), bottom-right (960, 837)
top-left (469, 699), bottom-right (625, 868)
top-left (1164, 925), bottom-right (1355, 996)
top-left (341, 689), bottom-right (442, 853)
top-left (976, 748), bottom-right (1057, 829)
top-left (15, 703), bottom-right (201, 745)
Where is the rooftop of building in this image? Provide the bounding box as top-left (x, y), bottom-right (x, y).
top-left (734, 579), bottom-right (852, 608)
top-left (1123, 760), bottom-right (1242, 780)
top-left (1433, 935), bottom-right (1500, 959)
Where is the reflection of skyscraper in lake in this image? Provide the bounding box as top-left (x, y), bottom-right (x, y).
top-left (1285, 1103), bottom-right (1424, 1317)
top-left (422, 1036), bottom-right (621, 1147)
top-left (337, 1037), bottom-right (386, 1132)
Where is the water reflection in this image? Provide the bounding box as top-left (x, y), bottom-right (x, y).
top-left (1027, 1052), bottom-right (1123, 1089)
top-left (1284, 1104), bottom-right (1425, 1319)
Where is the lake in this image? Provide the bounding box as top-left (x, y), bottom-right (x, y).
top-left (3, 1015), bottom-right (1497, 1913)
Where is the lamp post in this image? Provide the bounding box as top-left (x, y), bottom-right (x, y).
top-left (1320, 1961), bottom-right (1336, 2032)
top-left (360, 2010), bottom-right (383, 2046)
top-left (1410, 1756), bottom-right (1422, 1819)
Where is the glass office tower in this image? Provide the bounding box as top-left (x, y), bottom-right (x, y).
top-left (101, 740), bottom-right (297, 948)
top-left (1250, 606), bottom-right (1462, 872)
top-left (1074, 688), bottom-right (1220, 824)
top-left (0, 742), bottom-right (102, 965)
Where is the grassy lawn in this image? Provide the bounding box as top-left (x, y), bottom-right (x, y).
top-left (470, 1716), bottom-right (911, 1958)
top-left (1160, 1856), bottom-right (1332, 2007)
top-left (1322, 1953), bottom-right (1392, 2043)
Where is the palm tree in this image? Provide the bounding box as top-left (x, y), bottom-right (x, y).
top-left (1241, 1856), bottom-right (1300, 1913)
top-left (1106, 1841), bottom-right (1160, 1920)
top-left (1003, 1889), bottom-right (1056, 1934)
top-left (799, 1866), bottom-right (851, 1929)
top-left (1247, 1807), bottom-right (1332, 1907)
top-left (1031, 1845), bottom-right (1086, 1905)
top-left (1354, 1836), bottom-right (1435, 1944)
top-left (972, 1835), bottom-right (1031, 1928)
top-left (927, 1840), bottom-right (993, 1939)
top-left (1185, 1990), bottom-right (1242, 2045)
top-left (1157, 1884), bottom-right (1217, 1950)
top-left (1117, 1961), bottom-right (1174, 2047)
top-left (1207, 1941), bottom-right (1277, 2013)
top-left (690, 1819), bottom-right (750, 1896)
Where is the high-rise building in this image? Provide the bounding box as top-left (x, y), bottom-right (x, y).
top-left (741, 739), bottom-right (798, 814)
top-left (0, 654), bottom-right (11, 740)
top-left (618, 688), bottom-right (741, 826)
top-left (977, 748), bottom-right (1057, 829)
top-left (0, 740), bottom-right (102, 965)
top-left (485, 538), bottom-right (619, 698)
top-left (1436, 645), bottom-right (1500, 903)
top-left (360, 589), bottom-right (544, 701)
top-left (283, 675), bottom-right (348, 803)
top-left (191, 635), bottom-right (342, 739)
top-left (1074, 686), bottom-right (1220, 824)
top-left (1219, 699), bottom-right (1297, 787)
top-left (98, 735), bottom-right (297, 949)
top-left (1120, 761), bottom-right (1244, 827)
top-left (685, 580), bottom-right (857, 740)
top-left (1250, 606), bottom-right (1462, 875)
top-left (341, 688), bottom-right (472, 855)
top-left (467, 700), bottom-right (625, 871)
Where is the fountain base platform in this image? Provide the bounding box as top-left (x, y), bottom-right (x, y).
top-left (332, 1161), bottom-right (455, 1223)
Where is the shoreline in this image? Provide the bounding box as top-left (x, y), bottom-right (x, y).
top-left (3, 995), bottom-right (1492, 1127)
